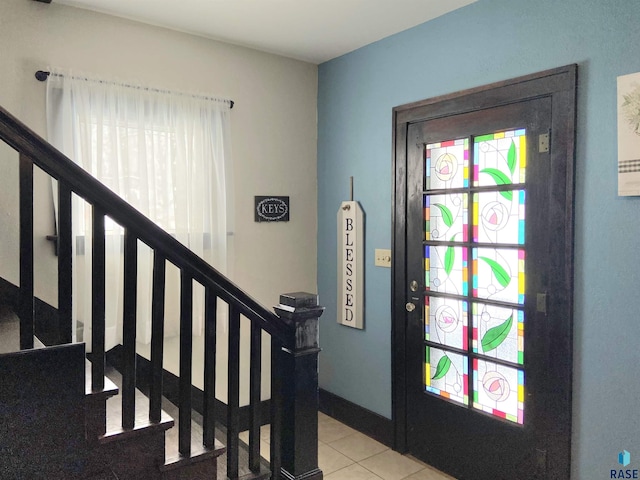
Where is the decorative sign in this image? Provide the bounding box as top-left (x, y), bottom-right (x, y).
top-left (255, 196), bottom-right (290, 222)
top-left (618, 72), bottom-right (640, 196)
top-left (337, 201), bottom-right (364, 329)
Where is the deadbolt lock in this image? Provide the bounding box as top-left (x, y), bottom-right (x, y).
top-left (409, 280), bottom-right (419, 292)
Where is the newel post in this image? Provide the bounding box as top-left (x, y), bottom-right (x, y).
top-left (274, 292), bottom-right (325, 480)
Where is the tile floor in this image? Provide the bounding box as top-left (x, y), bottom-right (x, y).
top-left (240, 412), bottom-right (457, 480)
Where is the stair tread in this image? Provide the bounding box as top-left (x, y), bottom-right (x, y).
top-left (96, 365), bottom-right (175, 444)
top-left (85, 359), bottom-right (119, 398)
top-left (162, 439), bottom-right (226, 471)
top-left (99, 408), bottom-right (174, 444)
top-left (237, 470), bottom-right (272, 480)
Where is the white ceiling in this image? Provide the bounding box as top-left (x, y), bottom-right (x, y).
top-left (54, 0), bottom-right (476, 64)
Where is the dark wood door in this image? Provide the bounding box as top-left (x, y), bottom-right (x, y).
top-left (392, 66), bottom-right (577, 480)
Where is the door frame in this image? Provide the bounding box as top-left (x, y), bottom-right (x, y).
top-left (391, 65), bottom-right (577, 478)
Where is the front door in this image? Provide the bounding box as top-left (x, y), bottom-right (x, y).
top-left (392, 66), bottom-right (577, 480)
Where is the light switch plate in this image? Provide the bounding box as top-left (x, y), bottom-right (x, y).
top-left (375, 249), bottom-right (391, 267)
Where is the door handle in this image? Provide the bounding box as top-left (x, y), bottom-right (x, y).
top-left (405, 302), bottom-right (416, 312)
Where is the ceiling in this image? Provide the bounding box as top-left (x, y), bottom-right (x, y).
top-left (54, 0), bottom-right (476, 64)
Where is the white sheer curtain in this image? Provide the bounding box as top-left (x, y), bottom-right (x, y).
top-left (46, 69), bottom-right (233, 350)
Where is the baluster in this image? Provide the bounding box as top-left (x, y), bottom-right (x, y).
top-left (91, 206), bottom-right (106, 392)
top-left (122, 228), bottom-right (138, 430)
top-left (57, 182), bottom-right (72, 344)
top-left (203, 287), bottom-right (217, 448)
top-left (227, 305), bottom-right (240, 479)
top-left (18, 153), bottom-right (34, 350)
top-left (249, 320), bottom-right (262, 472)
top-left (270, 337), bottom-right (283, 480)
top-left (179, 271), bottom-right (193, 456)
top-left (149, 252), bottom-right (166, 424)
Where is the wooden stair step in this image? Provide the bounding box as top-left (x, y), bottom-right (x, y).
top-left (88, 411), bottom-right (175, 480)
top-left (99, 408), bottom-right (174, 444)
top-left (160, 401), bottom-right (225, 480)
top-left (161, 440), bottom-right (226, 479)
top-left (236, 469), bottom-right (272, 480)
top-left (85, 359), bottom-right (119, 400)
top-left (85, 366), bottom-right (176, 479)
top-left (85, 359), bottom-right (120, 441)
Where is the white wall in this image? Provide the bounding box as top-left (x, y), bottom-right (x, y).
top-left (0, 0), bottom-right (318, 404)
top-left (0, 0), bottom-right (317, 312)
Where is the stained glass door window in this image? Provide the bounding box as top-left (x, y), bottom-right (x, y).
top-left (423, 129), bottom-right (527, 425)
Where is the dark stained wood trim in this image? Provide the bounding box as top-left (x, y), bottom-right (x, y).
top-left (393, 65), bottom-right (574, 125)
top-left (57, 181), bottom-right (73, 344)
top-left (122, 228), bottom-right (139, 430)
top-left (269, 337), bottom-right (283, 479)
top-left (178, 271), bottom-right (193, 456)
top-left (391, 104), bottom-right (408, 453)
top-left (149, 252), bottom-right (166, 424)
top-left (227, 305), bottom-right (241, 478)
top-left (92, 206), bottom-right (106, 392)
top-left (18, 153), bottom-right (34, 350)
top-left (319, 389), bottom-right (394, 448)
top-left (203, 287), bottom-right (218, 448)
top-left (249, 321), bottom-right (262, 472)
top-left (391, 64), bottom-right (577, 479)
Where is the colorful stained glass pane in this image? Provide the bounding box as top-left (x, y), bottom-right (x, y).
top-left (474, 190), bottom-right (525, 245)
top-left (424, 194), bottom-right (468, 241)
top-left (473, 359), bottom-right (524, 424)
top-left (425, 245), bottom-right (468, 296)
top-left (425, 296), bottom-right (468, 350)
top-left (425, 138), bottom-right (469, 190)
top-left (472, 303), bottom-right (524, 365)
top-left (473, 129), bottom-right (526, 187)
top-left (472, 248), bottom-right (524, 304)
top-left (425, 347), bottom-right (469, 406)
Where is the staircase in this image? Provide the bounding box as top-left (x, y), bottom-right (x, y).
top-left (1, 304), bottom-right (222, 479)
top-left (0, 105), bottom-right (324, 480)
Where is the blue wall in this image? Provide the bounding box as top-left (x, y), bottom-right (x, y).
top-left (317, 0), bottom-right (640, 476)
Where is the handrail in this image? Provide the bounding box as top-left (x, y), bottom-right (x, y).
top-left (1, 103), bottom-right (324, 480)
top-left (0, 105), bottom-right (292, 347)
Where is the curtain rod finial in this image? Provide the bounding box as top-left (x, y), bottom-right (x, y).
top-left (35, 71), bottom-right (50, 82)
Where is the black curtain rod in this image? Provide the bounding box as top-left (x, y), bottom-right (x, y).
top-left (35, 70), bottom-right (234, 109)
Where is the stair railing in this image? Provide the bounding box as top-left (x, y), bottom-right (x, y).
top-left (0, 105), bottom-right (324, 480)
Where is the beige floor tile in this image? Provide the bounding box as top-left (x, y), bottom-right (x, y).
top-left (259, 439), bottom-right (270, 459)
top-left (238, 431), bottom-right (270, 459)
top-left (319, 411), bottom-right (333, 422)
top-left (319, 442), bottom-right (355, 475)
top-left (329, 431), bottom-right (389, 462)
top-left (324, 463), bottom-right (384, 480)
top-left (404, 466), bottom-right (458, 480)
top-left (359, 449), bottom-right (424, 480)
top-left (318, 418), bottom-right (358, 443)
top-left (260, 424), bottom-right (271, 442)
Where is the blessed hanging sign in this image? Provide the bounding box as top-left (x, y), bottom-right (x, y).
top-left (337, 201), bottom-right (363, 329)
